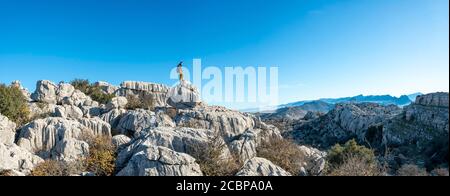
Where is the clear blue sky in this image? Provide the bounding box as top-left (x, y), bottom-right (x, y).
top-left (0, 0), bottom-right (448, 109)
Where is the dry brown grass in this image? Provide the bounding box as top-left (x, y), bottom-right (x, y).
top-left (328, 154), bottom-right (384, 176)
top-left (83, 135), bottom-right (116, 176)
top-left (257, 137), bottom-right (305, 175)
top-left (30, 160), bottom-right (85, 176)
top-left (397, 164), bottom-right (428, 176)
top-left (188, 133), bottom-right (242, 176)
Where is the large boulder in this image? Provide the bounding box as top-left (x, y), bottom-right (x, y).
top-left (0, 113), bottom-right (16, 145)
top-left (77, 117), bottom-right (112, 137)
top-left (16, 117), bottom-right (109, 159)
top-left (106, 96), bottom-right (128, 111)
top-left (31, 80), bottom-right (58, 104)
top-left (116, 145), bottom-right (203, 176)
top-left (100, 108), bottom-right (126, 130)
top-left (236, 157), bottom-right (291, 176)
top-left (56, 83), bottom-right (75, 104)
top-left (95, 81), bottom-right (118, 94)
top-left (51, 138), bottom-right (89, 162)
top-left (166, 81), bottom-right (202, 109)
top-left (54, 105), bottom-right (84, 119)
top-left (0, 143), bottom-right (44, 175)
top-left (116, 109), bottom-right (157, 137)
top-left (298, 145), bottom-right (327, 176)
top-left (112, 135), bottom-right (131, 150)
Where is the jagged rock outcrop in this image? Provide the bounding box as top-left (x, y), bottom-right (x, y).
top-left (115, 127), bottom-right (226, 168)
top-left (116, 109), bottom-right (157, 137)
top-left (174, 106), bottom-right (258, 141)
top-left (0, 143), bottom-right (44, 175)
top-left (0, 113), bottom-right (16, 145)
top-left (78, 117), bottom-right (112, 137)
top-left (228, 130), bottom-right (258, 161)
top-left (31, 80), bottom-right (58, 104)
top-left (11, 80), bottom-right (32, 101)
top-left (287, 103), bottom-right (402, 148)
top-left (236, 157), bottom-right (291, 176)
top-left (155, 109), bottom-right (176, 127)
top-left (54, 105), bottom-right (84, 119)
top-left (112, 135), bottom-right (131, 149)
top-left (56, 83), bottom-right (75, 104)
top-left (95, 81), bottom-right (118, 94)
top-left (116, 145), bottom-right (203, 176)
top-left (116, 81), bottom-right (169, 108)
top-left (28, 102), bottom-right (57, 120)
top-left (105, 96), bottom-right (128, 111)
top-left (166, 81), bottom-right (202, 109)
top-left (51, 138), bottom-right (89, 162)
top-left (16, 117), bottom-right (109, 159)
top-left (100, 108), bottom-right (126, 130)
top-left (382, 93), bottom-right (449, 168)
top-left (298, 146), bottom-right (327, 176)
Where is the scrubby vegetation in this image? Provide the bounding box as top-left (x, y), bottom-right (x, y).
top-left (326, 139), bottom-right (384, 176)
top-left (257, 137), bottom-right (305, 175)
top-left (0, 170), bottom-right (14, 176)
top-left (30, 160), bottom-right (85, 176)
top-left (125, 94), bottom-right (155, 110)
top-left (396, 164), bottom-right (428, 176)
top-left (0, 83), bottom-right (30, 126)
top-left (189, 133), bottom-right (242, 176)
top-left (70, 79), bottom-right (115, 104)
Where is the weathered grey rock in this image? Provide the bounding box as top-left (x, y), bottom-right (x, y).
top-left (0, 143), bottom-right (44, 174)
top-left (51, 138), bottom-right (89, 162)
top-left (117, 81), bottom-right (169, 108)
top-left (155, 109), bottom-right (175, 127)
top-left (228, 131), bottom-right (258, 162)
top-left (166, 80), bottom-right (202, 109)
top-left (116, 109), bottom-right (156, 137)
top-left (106, 96), bottom-right (128, 111)
top-left (415, 92), bottom-right (449, 107)
top-left (78, 117), bottom-right (112, 137)
top-left (288, 103), bottom-right (402, 148)
top-left (112, 135), bottom-right (131, 149)
top-left (298, 145), bottom-right (327, 176)
top-left (100, 108), bottom-right (126, 131)
top-left (54, 105), bottom-right (84, 119)
top-left (174, 106), bottom-right (257, 141)
top-left (236, 157), bottom-right (291, 176)
top-left (31, 80), bottom-right (58, 104)
top-left (80, 106), bottom-right (103, 118)
top-left (0, 113), bottom-right (16, 145)
top-left (116, 145), bottom-right (203, 176)
top-left (95, 81), bottom-right (118, 94)
top-left (16, 117), bottom-right (108, 158)
top-left (56, 83), bottom-right (75, 104)
top-left (11, 80), bottom-right (32, 101)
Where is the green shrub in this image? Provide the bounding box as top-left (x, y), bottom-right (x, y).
top-left (70, 79), bottom-right (115, 104)
top-left (257, 138), bottom-right (305, 175)
top-left (327, 139), bottom-right (376, 168)
top-left (0, 84), bottom-right (30, 126)
top-left (83, 135), bottom-right (116, 176)
top-left (328, 154), bottom-right (383, 176)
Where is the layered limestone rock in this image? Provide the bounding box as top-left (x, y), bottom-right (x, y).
top-left (0, 113), bottom-right (16, 145)
top-left (236, 157), bottom-right (291, 176)
top-left (166, 81), bottom-right (202, 109)
top-left (100, 109), bottom-right (127, 131)
top-left (31, 80), bottom-right (58, 104)
top-left (95, 81), bottom-right (119, 94)
top-left (288, 103), bottom-right (402, 148)
top-left (112, 135), bottom-right (131, 149)
top-left (415, 92), bottom-right (449, 108)
top-left (115, 109), bottom-right (157, 137)
top-left (105, 96), bottom-right (128, 111)
top-left (0, 143), bottom-right (44, 175)
top-left (116, 145), bottom-right (203, 176)
top-left (54, 105), bottom-right (84, 119)
top-left (116, 81), bottom-right (169, 108)
top-left (298, 146), bottom-right (327, 176)
top-left (115, 127), bottom-right (227, 168)
top-left (77, 117), bottom-right (112, 137)
top-left (51, 138), bottom-right (89, 162)
top-left (16, 117), bottom-right (110, 159)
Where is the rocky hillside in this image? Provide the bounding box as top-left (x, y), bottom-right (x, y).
top-left (1, 80), bottom-right (325, 176)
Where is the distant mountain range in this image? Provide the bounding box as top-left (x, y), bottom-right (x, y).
top-left (243, 93), bottom-right (422, 113)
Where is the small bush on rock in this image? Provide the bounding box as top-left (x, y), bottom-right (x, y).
top-left (257, 138), bottom-right (305, 175)
top-left (83, 135), bottom-right (116, 176)
top-left (70, 79), bottom-right (115, 104)
top-left (30, 160), bottom-right (85, 176)
top-left (125, 94), bottom-right (155, 110)
top-left (328, 154), bottom-right (383, 176)
top-left (0, 83), bottom-right (30, 126)
top-left (430, 168), bottom-right (449, 176)
top-left (189, 133), bottom-right (242, 176)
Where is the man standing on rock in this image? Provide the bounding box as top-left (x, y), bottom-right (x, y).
top-left (177, 62), bottom-right (184, 81)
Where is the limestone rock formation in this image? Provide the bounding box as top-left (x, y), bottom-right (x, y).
top-left (0, 113), bottom-right (16, 145)
top-left (116, 109), bottom-right (157, 137)
top-left (95, 81), bottom-right (119, 94)
top-left (0, 143), bottom-right (44, 175)
top-left (106, 96), bottom-right (128, 111)
top-left (11, 80), bottom-right (32, 101)
top-left (298, 145), bottom-right (327, 176)
top-left (166, 81), bottom-right (202, 109)
top-left (51, 138), bottom-right (89, 162)
top-left (116, 81), bottom-right (169, 108)
top-left (112, 135), bottom-right (131, 149)
top-left (287, 103), bottom-right (402, 148)
top-left (77, 117), bottom-right (112, 137)
top-left (54, 105), bottom-right (84, 119)
top-left (116, 145), bottom-right (203, 176)
top-left (31, 80), bottom-right (58, 104)
top-left (236, 157), bottom-right (291, 176)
